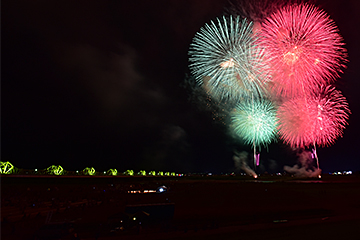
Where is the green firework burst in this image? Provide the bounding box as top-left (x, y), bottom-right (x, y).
top-left (189, 15), bottom-right (268, 101)
top-left (231, 98), bottom-right (278, 148)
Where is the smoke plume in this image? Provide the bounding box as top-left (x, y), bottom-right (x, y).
top-left (284, 149), bottom-right (321, 177)
top-left (233, 150), bottom-right (257, 177)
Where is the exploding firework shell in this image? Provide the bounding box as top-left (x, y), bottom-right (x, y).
top-left (189, 15), bottom-right (269, 102)
top-left (231, 98), bottom-right (278, 148)
top-left (258, 3), bottom-right (347, 97)
top-left (277, 85), bottom-right (350, 148)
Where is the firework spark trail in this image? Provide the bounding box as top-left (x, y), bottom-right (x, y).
top-left (189, 15), bottom-right (269, 102)
top-left (257, 3), bottom-right (347, 98)
top-left (277, 85), bottom-right (350, 148)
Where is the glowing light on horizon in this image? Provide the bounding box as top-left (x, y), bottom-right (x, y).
top-left (107, 169), bottom-right (118, 176)
top-left (47, 165), bottom-right (64, 175)
top-left (0, 161), bottom-right (15, 174)
top-left (83, 167), bottom-right (96, 176)
top-left (125, 169), bottom-right (134, 176)
top-left (138, 170), bottom-right (146, 176)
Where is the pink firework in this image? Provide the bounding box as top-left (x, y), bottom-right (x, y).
top-left (258, 3), bottom-right (347, 97)
top-left (277, 85), bottom-right (350, 148)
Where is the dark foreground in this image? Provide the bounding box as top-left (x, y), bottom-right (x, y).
top-left (2, 174), bottom-right (360, 240)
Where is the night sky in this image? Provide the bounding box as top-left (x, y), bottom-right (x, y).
top-left (2, 0), bottom-right (360, 173)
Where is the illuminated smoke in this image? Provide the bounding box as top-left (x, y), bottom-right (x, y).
top-left (283, 149), bottom-right (321, 177)
top-left (233, 150), bottom-right (257, 178)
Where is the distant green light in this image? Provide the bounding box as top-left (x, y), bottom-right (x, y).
top-left (138, 170), bottom-right (146, 176)
top-left (0, 161), bottom-right (15, 174)
top-left (107, 169), bottom-right (118, 176)
top-left (158, 171), bottom-right (163, 176)
top-left (125, 170), bottom-right (134, 176)
top-left (149, 171), bottom-right (156, 176)
top-left (47, 165), bottom-right (64, 175)
top-left (83, 167), bottom-right (96, 176)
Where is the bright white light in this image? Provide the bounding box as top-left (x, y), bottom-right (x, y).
top-left (220, 58), bottom-right (234, 68)
top-left (159, 188), bottom-right (164, 193)
top-left (35, 169), bottom-right (38, 171)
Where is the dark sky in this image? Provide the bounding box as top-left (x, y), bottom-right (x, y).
top-left (2, 0), bottom-right (360, 173)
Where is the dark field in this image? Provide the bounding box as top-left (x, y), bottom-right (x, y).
top-left (2, 174), bottom-right (360, 240)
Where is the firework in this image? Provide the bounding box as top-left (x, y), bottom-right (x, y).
top-left (189, 15), bottom-right (268, 101)
top-left (231, 98), bottom-right (278, 148)
top-left (257, 3), bottom-right (347, 97)
top-left (277, 85), bottom-right (350, 148)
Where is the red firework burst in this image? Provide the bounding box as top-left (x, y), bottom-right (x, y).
top-left (277, 85), bottom-right (350, 148)
top-left (258, 3), bottom-right (347, 97)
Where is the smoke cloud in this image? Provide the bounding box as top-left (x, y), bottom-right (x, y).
top-left (233, 150), bottom-right (257, 177)
top-left (284, 149), bottom-right (321, 177)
